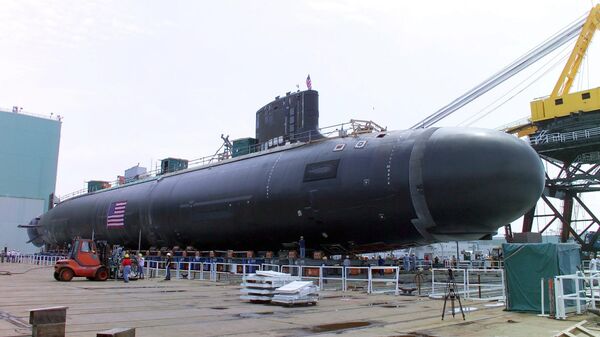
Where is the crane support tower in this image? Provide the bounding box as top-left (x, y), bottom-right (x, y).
top-left (508, 5), bottom-right (600, 251)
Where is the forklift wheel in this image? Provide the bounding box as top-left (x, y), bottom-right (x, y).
top-left (53, 272), bottom-right (60, 281)
top-left (60, 268), bottom-right (74, 282)
top-left (95, 267), bottom-right (109, 281)
top-left (59, 268), bottom-right (74, 282)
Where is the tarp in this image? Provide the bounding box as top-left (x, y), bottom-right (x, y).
top-left (503, 243), bottom-right (580, 312)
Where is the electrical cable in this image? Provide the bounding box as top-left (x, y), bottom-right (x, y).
top-left (0, 265), bottom-right (53, 276)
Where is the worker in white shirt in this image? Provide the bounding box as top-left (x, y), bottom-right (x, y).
top-left (590, 254), bottom-right (599, 273)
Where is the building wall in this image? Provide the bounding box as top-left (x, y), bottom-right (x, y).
top-left (0, 197), bottom-right (45, 252)
top-left (0, 110), bottom-right (61, 252)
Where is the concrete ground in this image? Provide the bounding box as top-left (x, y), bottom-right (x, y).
top-left (0, 263), bottom-right (598, 337)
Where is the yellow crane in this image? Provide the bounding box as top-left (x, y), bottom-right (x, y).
top-left (509, 4), bottom-right (600, 137)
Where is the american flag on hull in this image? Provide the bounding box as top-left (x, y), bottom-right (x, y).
top-left (107, 201), bottom-right (127, 228)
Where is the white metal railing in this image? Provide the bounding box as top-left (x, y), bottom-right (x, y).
top-left (554, 271), bottom-right (600, 319)
top-left (368, 266), bottom-right (400, 295)
top-left (430, 268), bottom-right (467, 298)
top-left (8, 254), bottom-right (505, 299)
top-left (465, 269), bottom-right (505, 301)
top-left (344, 266), bottom-right (370, 292)
top-left (319, 266), bottom-right (345, 291)
top-left (2, 254), bottom-right (66, 265)
top-left (531, 126), bottom-right (600, 146)
top-left (281, 265), bottom-right (301, 277)
top-left (261, 263), bottom-right (280, 272)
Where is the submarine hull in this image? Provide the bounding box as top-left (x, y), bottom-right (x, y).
top-left (31, 127), bottom-right (544, 253)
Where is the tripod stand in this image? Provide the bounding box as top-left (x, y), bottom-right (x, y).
top-left (441, 269), bottom-right (465, 320)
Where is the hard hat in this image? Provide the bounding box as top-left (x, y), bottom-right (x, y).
top-left (167, 253), bottom-right (171, 256)
top-left (125, 254), bottom-right (129, 258)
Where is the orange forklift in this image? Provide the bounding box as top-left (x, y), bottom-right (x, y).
top-left (53, 238), bottom-right (109, 281)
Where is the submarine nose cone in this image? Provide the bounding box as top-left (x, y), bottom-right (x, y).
top-left (414, 127), bottom-right (544, 240)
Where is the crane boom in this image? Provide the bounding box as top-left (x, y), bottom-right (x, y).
top-left (411, 14), bottom-right (585, 129)
top-left (551, 4), bottom-right (600, 98)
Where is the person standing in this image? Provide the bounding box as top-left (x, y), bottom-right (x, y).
top-left (165, 253), bottom-right (172, 281)
top-left (299, 236), bottom-right (306, 259)
top-left (590, 254), bottom-right (599, 273)
top-left (122, 254), bottom-right (132, 283)
top-left (377, 255), bottom-right (385, 276)
top-left (410, 253), bottom-right (417, 271)
top-left (137, 253), bottom-right (145, 279)
top-left (343, 255), bottom-right (351, 278)
top-left (321, 256), bottom-right (328, 284)
top-left (403, 254), bottom-right (409, 271)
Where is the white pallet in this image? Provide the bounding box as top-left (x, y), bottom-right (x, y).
top-left (240, 288), bottom-right (276, 295)
top-left (276, 281), bottom-right (314, 293)
top-left (240, 295), bottom-right (272, 301)
top-left (240, 282), bottom-right (281, 289)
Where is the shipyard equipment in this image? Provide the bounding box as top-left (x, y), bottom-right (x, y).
top-left (53, 238), bottom-right (109, 282)
top-left (504, 5), bottom-right (600, 250)
top-left (508, 4), bottom-right (600, 139)
top-left (160, 158), bottom-right (188, 175)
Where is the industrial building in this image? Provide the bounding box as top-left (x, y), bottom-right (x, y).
top-left (0, 107), bottom-right (61, 253)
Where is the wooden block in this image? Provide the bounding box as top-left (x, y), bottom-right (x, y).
top-left (32, 322), bottom-right (65, 337)
top-left (29, 306), bottom-right (68, 325)
top-left (97, 327), bottom-right (135, 337)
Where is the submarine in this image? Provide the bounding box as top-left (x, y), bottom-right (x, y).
top-left (24, 90), bottom-right (545, 253)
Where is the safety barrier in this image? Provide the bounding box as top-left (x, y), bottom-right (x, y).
top-left (465, 268), bottom-right (505, 301)
top-left (8, 255), bottom-right (505, 299)
top-left (261, 263), bottom-right (280, 272)
top-left (320, 266), bottom-right (345, 291)
top-left (1, 254), bottom-right (66, 265)
top-left (281, 264), bottom-right (301, 276)
top-left (344, 266), bottom-right (370, 292)
top-left (430, 268), bottom-right (467, 298)
top-left (430, 268), bottom-right (505, 301)
top-left (553, 271), bottom-right (600, 319)
top-left (368, 266), bottom-right (400, 295)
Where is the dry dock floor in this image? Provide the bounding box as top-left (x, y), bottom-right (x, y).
top-left (0, 263), bottom-right (598, 337)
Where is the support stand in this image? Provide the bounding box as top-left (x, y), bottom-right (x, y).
top-left (441, 269), bottom-right (465, 320)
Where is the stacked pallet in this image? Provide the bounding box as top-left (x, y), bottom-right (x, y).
top-left (240, 271), bottom-right (299, 302)
top-left (272, 281), bottom-right (319, 306)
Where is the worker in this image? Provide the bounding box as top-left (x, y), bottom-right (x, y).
top-left (122, 254), bottom-right (132, 283)
top-left (299, 236), bottom-right (306, 259)
top-left (138, 253), bottom-right (145, 279)
top-left (343, 255), bottom-right (351, 278)
top-left (590, 254), bottom-right (599, 274)
top-left (378, 255), bottom-right (385, 276)
top-left (402, 254), bottom-right (409, 271)
top-left (165, 253), bottom-right (172, 281)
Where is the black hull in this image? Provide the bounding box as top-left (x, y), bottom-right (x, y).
top-left (31, 127), bottom-right (545, 253)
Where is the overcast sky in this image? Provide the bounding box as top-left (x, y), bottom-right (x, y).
top-left (2, 1), bottom-right (599, 233)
